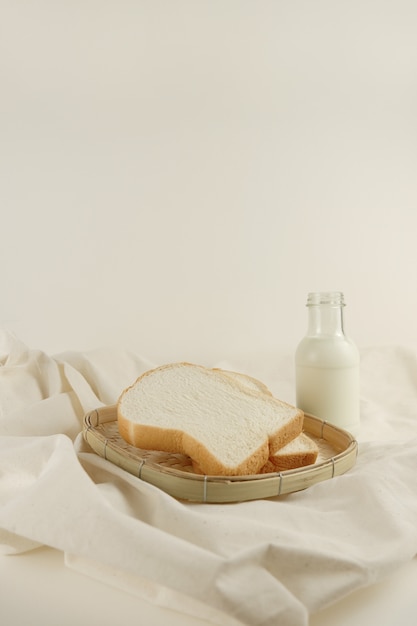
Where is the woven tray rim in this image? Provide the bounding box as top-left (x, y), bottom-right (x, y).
top-left (83, 405), bottom-right (358, 502)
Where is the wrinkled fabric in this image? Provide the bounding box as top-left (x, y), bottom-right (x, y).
top-left (0, 330), bottom-right (417, 626)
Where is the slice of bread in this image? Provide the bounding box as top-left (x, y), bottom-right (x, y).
top-left (259, 432), bottom-right (319, 473)
top-left (117, 362), bottom-right (304, 476)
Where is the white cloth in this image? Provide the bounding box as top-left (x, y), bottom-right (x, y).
top-left (1, 330), bottom-right (417, 626)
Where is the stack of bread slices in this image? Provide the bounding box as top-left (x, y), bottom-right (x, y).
top-left (117, 362), bottom-right (318, 477)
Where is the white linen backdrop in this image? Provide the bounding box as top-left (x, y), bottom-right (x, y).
top-left (1, 330), bottom-right (417, 626)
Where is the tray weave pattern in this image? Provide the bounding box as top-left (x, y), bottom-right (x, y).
top-left (83, 405), bottom-right (358, 503)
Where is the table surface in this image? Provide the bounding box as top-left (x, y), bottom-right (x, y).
top-left (1, 546), bottom-right (417, 625)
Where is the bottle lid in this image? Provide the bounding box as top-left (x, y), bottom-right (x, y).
top-left (307, 292), bottom-right (345, 306)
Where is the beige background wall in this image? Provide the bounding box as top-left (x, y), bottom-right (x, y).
top-left (1, 1), bottom-right (416, 363)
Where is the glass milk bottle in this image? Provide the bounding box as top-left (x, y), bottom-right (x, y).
top-left (295, 292), bottom-right (360, 436)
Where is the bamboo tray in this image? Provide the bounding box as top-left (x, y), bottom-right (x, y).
top-left (83, 405), bottom-right (358, 503)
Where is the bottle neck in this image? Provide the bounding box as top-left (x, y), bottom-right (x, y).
top-left (307, 304), bottom-right (345, 337)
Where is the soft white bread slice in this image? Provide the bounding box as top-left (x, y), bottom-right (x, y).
top-left (117, 362), bottom-right (304, 476)
top-left (259, 432), bottom-right (319, 473)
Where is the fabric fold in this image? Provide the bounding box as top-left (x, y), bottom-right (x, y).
top-left (1, 331), bottom-right (417, 625)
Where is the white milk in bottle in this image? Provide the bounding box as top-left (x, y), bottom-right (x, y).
top-left (295, 292), bottom-right (360, 436)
